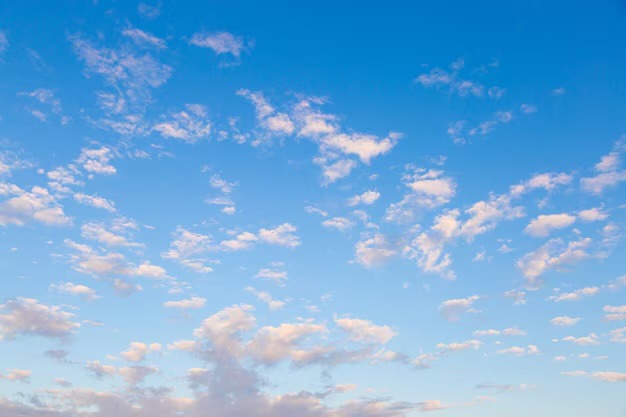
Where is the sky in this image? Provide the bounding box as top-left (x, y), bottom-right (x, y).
top-left (0, 1), bottom-right (625, 416)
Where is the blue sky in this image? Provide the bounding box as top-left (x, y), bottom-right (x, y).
top-left (1, 1), bottom-right (625, 416)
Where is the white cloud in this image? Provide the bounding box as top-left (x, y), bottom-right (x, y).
top-left (578, 207), bottom-right (608, 222)
top-left (66, 240), bottom-right (167, 280)
top-left (164, 297), bottom-right (207, 310)
top-left (473, 327), bottom-right (526, 337)
top-left (550, 316), bottom-right (582, 326)
top-left (438, 295), bottom-right (480, 321)
top-left (247, 322), bottom-right (328, 365)
top-left (0, 184), bottom-right (71, 227)
top-left (85, 360), bottom-right (117, 378)
top-left (517, 237), bottom-right (591, 288)
top-left (113, 279), bottom-right (143, 296)
top-left (581, 137), bottom-right (626, 194)
top-left (548, 286), bottom-right (599, 302)
top-left (193, 304), bottom-right (256, 354)
top-left (76, 146), bottom-right (117, 176)
top-left (153, 104), bottom-right (211, 142)
top-left (348, 190), bottom-right (380, 206)
top-left (385, 167), bottom-right (456, 223)
top-left (69, 33), bottom-right (172, 111)
top-left (403, 209), bottom-right (460, 279)
top-left (0, 298), bottom-right (79, 340)
top-left (504, 289), bottom-right (527, 305)
top-left (562, 333), bottom-right (599, 346)
top-left (322, 216), bottom-right (354, 231)
top-left (257, 223), bottom-right (300, 248)
top-left (304, 205), bottom-right (328, 217)
top-left (122, 28), bottom-right (166, 49)
top-left (120, 342), bottom-right (162, 362)
top-left (50, 282), bottom-right (99, 301)
top-left (524, 213), bottom-right (576, 237)
top-left (74, 192), bottom-right (116, 212)
top-left (239, 93), bottom-right (400, 184)
top-left (0, 151), bottom-right (32, 178)
top-left (417, 400), bottom-right (448, 412)
top-left (162, 227), bottom-right (216, 273)
top-left (497, 345), bottom-right (540, 356)
top-left (335, 317), bottom-right (396, 344)
top-left (0, 369), bottom-right (31, 383)
top-left (603, 305), bottom-right (626, 321)
top-left (220, 231), bottom-right (258, 251)
top-left (237, 89), bottom-right (294, 136)
top-left (17, 88), bottom-right (62, 118)
top-left (209, 173), bottom-right (237, 193)
top-left (190, 32), bottom-right (247, 57)
top-left (245, 287), bottom-right (286, 310)
top-left (81, 222), bottom-right (140, 248)
top-left (353, 234), bottom-right (397, 267)
top-left (254, 268), bottom-right (288, 285)
top-left (118, 365), bottom-right (158, 385)
top-left (437, 339), bottom-right (482, 352)
top-left (509, 172), bottom-right (573, 196)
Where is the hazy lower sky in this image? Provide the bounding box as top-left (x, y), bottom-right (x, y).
top-left (1, 1), bottom-right (625, 416)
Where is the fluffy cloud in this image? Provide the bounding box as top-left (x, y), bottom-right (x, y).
top-left (81, 221), bottom-right (141, 248)
top-left (353, 234), bottom-right (397, 267)
top-left (473, 328), bottom-right (526, 337)
top-left (322, 216), bottom-right (354, 231)
top-left (74, 192), bottom-right (117, 212)
top-left (516, 238), bottom-right (591, 288)
top-left (550, 316), bottom-right (582, 327)
top-left (438, 296), bottom-right (480, 321)
top-left (603, 305), bottom-right (626, 321)
top-left (562, 333), bottom-right (599, 346)
top-left (76, 146), bottom-right (117, 176)
top-left (0, 298), bottom-right (79, 340)
top-left (524, 213), bottom-right (577, 237)
top-left (254, 267), bottom-right (288, 285)
top-left (162, 227), bottom-right (216, 273)
top-left (563, 370), bottom-right (626, 383)
top-left (581, 137), bottom-right (626, 194)
top-left (348, 190), bottom-right (380, 206)
top-left (236, 89), bottom-right (294, 136)
top-left (193, 304), bottom-right (256, 354)
top-left (120, 342), bottom-right (162, 362)
top-left (164, 297), bottom-right (207, 310)
top-left (66, 240), bottom-right (168, 280)
top-left (0, 369), bottom-right (31, 383)
top-left (436, 339), bottom-right (482, 352)
top-left (153, 104), bottom-right (211, 142)
top-left (247, 322), bottom-right (328, 365)
top-left (239, 92), bottom-right (401, 184)
top-left (335, 317), bottom-right (396, 344)
top-left (578, 207), bottom-right (609, 222)
top-left (385, 167), bottom-right (456, 223)
top-left (245, 287), bottom-right (286, 310)
top-left (0, 184), bottom-right (71, 226)
top-left (548, 286), bottom-right (599, 302)
top-left (257, 223), bottom-right (301, 248)
top-left (50, 282), bottom-right (99, 301)
top-left (497, 345), bottom-right (540, 356)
